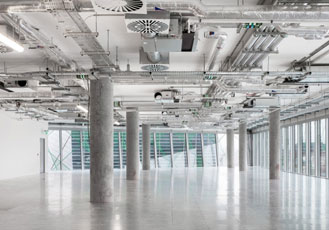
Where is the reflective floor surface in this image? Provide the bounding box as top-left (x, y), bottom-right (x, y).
top-left (0, 167), bottom-right (329, 230)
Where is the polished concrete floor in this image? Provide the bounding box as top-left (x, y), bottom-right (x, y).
top-left (0, 167), bottom-right (329, 230)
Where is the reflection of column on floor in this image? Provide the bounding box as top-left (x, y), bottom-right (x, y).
top-left (239, 170), bottom-right (248, 226)
top-left (227, 169), bottom-right (235, 222)
top-left (90, 201), bottom-right (114, 229)
top-left (185, 169), bottom-right (190, 200)
top-left (154, 170), bottom-right (159, 198)
top-left (125, 175), bottom-right (141, 229)
top-left (269, 181), bottom-right (280, 230)
top-left (170, 170), bottom-right (174, 198)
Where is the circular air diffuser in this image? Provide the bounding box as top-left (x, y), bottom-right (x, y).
top-left (141, 65), bottom-right (169, 72)
top-left (0, 45), bottom-right (13, 53)
top-left (94, 0), bottom-right (143, 13)
top-left (127, 20), bottom-right (169, 34)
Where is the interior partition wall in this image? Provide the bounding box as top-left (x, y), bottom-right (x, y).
top-left (252, 117), bottom-right (329, 179)
top-left (47, 128), bottom-right (224, 171)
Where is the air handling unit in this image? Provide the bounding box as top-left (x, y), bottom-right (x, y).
top-left (125, 11), bottom-right (199, 68)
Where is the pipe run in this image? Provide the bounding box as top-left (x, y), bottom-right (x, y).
top-left (147, 2), bottom-right (329, 22)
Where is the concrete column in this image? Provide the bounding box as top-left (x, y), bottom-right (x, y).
top-left (142, 124), bottom-right (151, 170)
top-left (239, 122), bottom-right (247, 171)
top-left (90, 78), bottom-right (113, 203)
top-left (269, 108), bottom-right (281, 179)
top-left (227, 129), bottom-right (234, 168)
top-left (126, 110), bottom-right (140, 180)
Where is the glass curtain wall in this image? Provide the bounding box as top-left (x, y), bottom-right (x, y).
top-left (254, 117), bottom-right (329, 179)
top-left (320, 119), bottom-right (327, 177)
top-left (48, 129), bottom-right (219, 171)
top-left (172, 133), bottom-right (188, 168)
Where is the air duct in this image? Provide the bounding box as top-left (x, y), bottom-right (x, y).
top-left (146, 51), bottom-right (162, 63)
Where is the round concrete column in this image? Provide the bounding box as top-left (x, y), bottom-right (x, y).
top-left (269, 108), bottom-right (281, 179)
top-left (90, 78), bottom-right (113, 203)
top-left (142, 124), bottom-right (151, 170)
top-left (227, 129), bottom-right (234, 168)
top-left (126, 110), bottom-right (140, 180)
top-left (239, 122), bottom-right (247, 171)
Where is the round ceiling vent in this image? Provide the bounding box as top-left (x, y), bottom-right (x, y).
top-left (94, 0), bottom-right (143, 13)
top-left (127, 20), bottom-right (169, 34)
top-left (141, 65), bottom-right (169, 72)
top-left (0, 45), bottom-right (13, 53)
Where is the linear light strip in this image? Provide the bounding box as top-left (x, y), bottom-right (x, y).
top-left (0, 33), bottom-right (24, 52)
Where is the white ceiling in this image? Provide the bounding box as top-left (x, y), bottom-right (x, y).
top-left (1, 0), bottom-right (329, 125)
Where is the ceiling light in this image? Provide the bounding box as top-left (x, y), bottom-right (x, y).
top-left (0, 33), bottom-right (24, 52)
top-left (76, 105), bottom-right (88, 113)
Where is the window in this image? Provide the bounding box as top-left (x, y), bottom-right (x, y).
top-left (113, 132), bottom-right (120, 169)
top-left (48, 128), bottom-right (226, 170)
top-left (155, 133), bottom-right (171, 168)
top-left (293, 125), bottom-right (298, 173)
top-left (217, 134), bottom-right (227, 166)
top-left (48, 130), bottom-right (61, 171)
top-left (139, 132), bottom-right (143, 168)
top-left (120, 132), bottom-right (127, 168)
top-left (150, 133), bottom-right (156, 168)
top-left (265, 132), bottom-right (270, 168)
top-left (320, 119), bottom-right (326, 177)
top-left (302, 123), bottom-right (307, 174)
top-left (82, 131), bottom-right (90, 169)
top-left (280, 128), bottom-right (285, 171)
top-left (203, 133), bottom-right (217, 167)
top-left (310, 121), bottom-right (316, 176)
top-left (283, 127), bottom-right (289, 172)
top-left (61, 130), bottom-right (73, 171)
top-left (188, 133), bottom-right (203, 167)
top-left (172, 133), bottom-right (188, 168)
top-left (71, 130), bottom-right (82, 170)
top-left (287, 126), bottom-right (293, 173)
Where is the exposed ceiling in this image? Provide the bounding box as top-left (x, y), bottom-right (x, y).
top-left (1, 0), bottom-right (329, 130)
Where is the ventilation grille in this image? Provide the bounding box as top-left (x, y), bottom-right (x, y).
top-left (0, 45), bottom-right (12, 53)
top-left (141, 65), bottom-right (169, 72)
top-left (127, 20), bottom-right (169, 34)
top-left (92, 0), bottom-right (146, 14)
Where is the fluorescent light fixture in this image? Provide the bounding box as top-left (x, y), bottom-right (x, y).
top-left (76, 105), bottom-right (88, 113)
top-left (0, 33), bottom-right (24, 52)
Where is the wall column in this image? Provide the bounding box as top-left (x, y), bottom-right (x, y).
top-left (142, 124), bottom-right (151, 170)
top-left (239, 122), bottom-right (247, 171)
top-left (90, 78), bottom-right (113, 203)
top-left (126, 110), bottom-right (140, 180)
top-left (227, 129), bottom-right (234, 168)
top-left (269, 107), bottom-right (281, 179)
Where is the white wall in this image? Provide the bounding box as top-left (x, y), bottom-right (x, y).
top-left (0, 111), bottom-right (47, 180)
